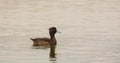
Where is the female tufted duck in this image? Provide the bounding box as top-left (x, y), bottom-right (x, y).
top-left (31, 27), bottom-right (59, 47)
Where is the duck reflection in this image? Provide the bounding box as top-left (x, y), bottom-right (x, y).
top-left (49, 42), bottom-right (56, 58)
top-left (49, 45), bottom-right (57, 63)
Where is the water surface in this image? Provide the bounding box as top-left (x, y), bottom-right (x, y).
top-left (0, 0), bottom-right (120, 63)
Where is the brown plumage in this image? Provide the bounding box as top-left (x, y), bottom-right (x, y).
top-left (30, 27), bottom-right (58, 47)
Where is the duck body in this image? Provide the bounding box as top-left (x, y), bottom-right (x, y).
top-left (31, 38), bottom-right (50, 46)
top-left (31, 27), bottom-right (57, 47)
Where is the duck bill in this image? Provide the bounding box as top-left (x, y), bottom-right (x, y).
top-left (57, 31), bottom-right (61, 33)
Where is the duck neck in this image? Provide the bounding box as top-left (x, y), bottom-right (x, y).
top-left (50, 33), bottom-right (56, 45)
top-left (50, 33), bottom-right (56, 44)
top-left (50, 33), bottom-right (55, 39)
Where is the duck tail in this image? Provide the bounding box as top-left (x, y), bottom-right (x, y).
top-left (30, 38), bottom-right (34, 41)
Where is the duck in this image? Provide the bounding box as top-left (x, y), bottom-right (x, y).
top-left (31, 27), bottom-right (59, 47)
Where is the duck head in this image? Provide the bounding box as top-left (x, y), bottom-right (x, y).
top-left (49, 27), bottom-right (61, 37)
top-left (49, 27), bottom-right (57, 34)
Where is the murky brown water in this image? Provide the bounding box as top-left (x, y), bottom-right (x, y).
top-left (0, 0), bottom-right (120, 63)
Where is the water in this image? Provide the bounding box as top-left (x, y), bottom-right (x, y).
top-left (0, 0), bottom-right (120, 63)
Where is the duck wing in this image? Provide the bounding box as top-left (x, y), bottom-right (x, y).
top-left (31, 38), bottom-right (50, 42)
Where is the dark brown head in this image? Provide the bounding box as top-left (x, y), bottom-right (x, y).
top-left (49, 27), bottom-right (57, 36)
